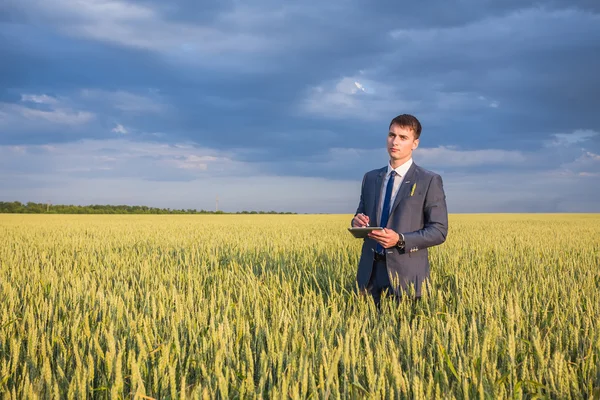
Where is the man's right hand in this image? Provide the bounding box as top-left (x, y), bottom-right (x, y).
top-left (352, 213), bottom-right (370, 227)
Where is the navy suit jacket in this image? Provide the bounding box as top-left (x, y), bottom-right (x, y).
top-left (353, 162), bottom-right (448, 297)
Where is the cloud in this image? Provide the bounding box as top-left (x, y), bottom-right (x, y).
top-left (11, 0), bottom-right (279, 65)
top-left (244, 127), bottom-right (599, 180)
top-left (578, 172), bottom-right (600, 177)
top-left (2, 143), bottom-right (598, 213)
top-left (243, 145), bottom-right (527, 181)
top-left (21, 94), bottom-right (59, 105)
top-left (416, 146), bottom-right (527, 167)
top-left (388, 8), bottom-right (600, 55)
top-left (20, 107), bottom-right (94, 125)
top-left (169, 155), bottom-right (221, 171)
top-left (336, 145), bottom-right (530, 169)
top-left (80, 89), bottom-right (167, 114)
top-left (0, 173), bottom-right (361, 213)
top-left (2, 1), bottom-right (600, 212)
top-left (376, 6), bottom-right (600, 143)
top-left (111, 124), bottom-right (127, 134)
top-left (443, 168), bottom-right (600, 213)
top-left (560, 151), bottom-right (600, 176)
top-left (477, 95), bottom-right (500, 109)
top-left (0, 90), bottom-right (171, 143)
top-left (584, 151), bottom-right (600, 161)
top-left (0, 101), bottom-right (95, 127)
top-left (0, 138), bottom-right (245, 180)
top-left (0, 138), bottom-right (361, 212)
top-left (300, 75), bottom-right (420, 121)
top-left (352, 81), bottom-right (366, 93)
top-left (1, 135), bottom-right (599, 212)
top-left (299, 72), bottom-right (504, 123)
top-left (547, 129), bottom-right (599, 147)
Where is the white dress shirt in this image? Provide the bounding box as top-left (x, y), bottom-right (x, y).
top-left (377, 158), bottom-right (413, 225)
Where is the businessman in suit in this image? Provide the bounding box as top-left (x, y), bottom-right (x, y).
top-left (352, 114), bottom-right (448, 305)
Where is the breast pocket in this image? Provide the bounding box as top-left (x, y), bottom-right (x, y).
top-left (401, 194), bottom-right (425, 206)
top-left (401, 194), bottom-right (425, 227)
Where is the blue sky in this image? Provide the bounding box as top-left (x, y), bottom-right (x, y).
top-left (1, 0), bottom-right (599, 213)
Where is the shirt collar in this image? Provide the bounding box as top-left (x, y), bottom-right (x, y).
top-left (387, 158), bottom-right (413, 178)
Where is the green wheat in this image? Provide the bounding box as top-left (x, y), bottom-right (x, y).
top-left (0, 214), bottom-right (599, 399)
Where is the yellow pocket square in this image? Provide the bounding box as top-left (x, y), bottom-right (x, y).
top-left (410, 183), bottom-right (417, 196)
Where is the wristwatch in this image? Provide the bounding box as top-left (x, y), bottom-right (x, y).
top-left (396, 234), bottom-right (405, 250)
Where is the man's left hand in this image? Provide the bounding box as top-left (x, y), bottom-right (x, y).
top-left (368, 228), bottom-right (400, 248)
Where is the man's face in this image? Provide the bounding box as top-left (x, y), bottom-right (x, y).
top-left (387, 123), bottom-right (419, 165)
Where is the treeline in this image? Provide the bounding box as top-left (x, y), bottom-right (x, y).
top-left (0, 201), bottom-right (296, 215)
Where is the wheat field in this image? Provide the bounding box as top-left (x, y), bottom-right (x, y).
top-left (0, 214), bottom-right (599, 399)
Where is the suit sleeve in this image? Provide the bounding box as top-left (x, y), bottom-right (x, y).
top-left (402, 174), bottom-right (448, 251)
top-left (351, 173), bottom-right (368, 226)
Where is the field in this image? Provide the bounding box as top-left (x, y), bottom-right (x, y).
top-left (1, 214), bottom-right (599, 399)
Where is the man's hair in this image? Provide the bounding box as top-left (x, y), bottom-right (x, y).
top-left (389, 114), bottom-right (422, 139)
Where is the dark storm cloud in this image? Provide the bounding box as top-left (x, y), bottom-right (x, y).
top-left (1, 0), bottom-right (599, 211)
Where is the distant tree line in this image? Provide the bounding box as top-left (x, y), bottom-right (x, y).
top-left (0, 201), bottom-right (296, 215)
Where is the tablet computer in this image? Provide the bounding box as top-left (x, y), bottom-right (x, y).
top-left (348, 226), bottom-right (383, 238)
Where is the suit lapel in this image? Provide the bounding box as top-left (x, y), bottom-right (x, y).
top-left (373, 167), bottom-right (386, 226)
top-left (389, 162), bottom-right (418, 218)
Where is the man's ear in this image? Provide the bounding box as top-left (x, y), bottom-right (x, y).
top-left (412, 139), bottom-right (419, 150)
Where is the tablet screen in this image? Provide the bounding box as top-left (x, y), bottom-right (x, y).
top-left (348, 227), bottom-right (383, 238)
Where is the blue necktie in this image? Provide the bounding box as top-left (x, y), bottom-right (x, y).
top-left (377, 170), bottom-right (397, 254)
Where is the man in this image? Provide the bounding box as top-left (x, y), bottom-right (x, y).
top-left (352, 114), bottom-right (448, 305)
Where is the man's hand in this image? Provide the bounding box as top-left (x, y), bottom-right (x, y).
top-left (352, 213), bottom-right (370, 227)
top-left (368, 228), bottom-right (400, 248)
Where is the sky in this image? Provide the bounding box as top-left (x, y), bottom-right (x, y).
top-left (1, 0), bottom-right (599, 213)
